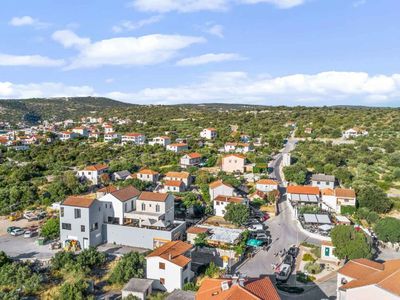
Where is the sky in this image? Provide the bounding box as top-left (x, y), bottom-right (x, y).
top-left (0, 0), bottom-right (400, 106)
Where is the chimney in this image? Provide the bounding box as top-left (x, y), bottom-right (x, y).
top-left (169, 253), bottom-right (172, 260)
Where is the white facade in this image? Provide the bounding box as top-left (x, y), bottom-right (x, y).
top-left (104, 133), bottom-right (121, 142)
top-left (60, 131), bottom-right (78, 141)
top-left (200, 128), bottom-right (217, 140)
top-left (135, 194), bottom-right (175, 227)
top-left (137, 170), bottom-right (159, 184)
top-left (282, 152), bottom-right (291, 167)
top-left (77, 166), bottom-right (108, 185)
top-left (222, 155), bottom-right (245, 173)
top-left (256, 181), bottom-right (278, 193)
top-left (180, 154), bottom-right (201, 168)
top-left (121, 133), bottom-right (146, 145)
top-left (72, 127), bottom-right (89, 137)
top-left (342, 128), bottom-right (369, 139)
top-left (213, 197), bottom-right (248, 217)
top-left (209, 183), bottom-right (234, 200)
top-left (149, 136), bottom-right (171, 147)
top-left (98, 193), bottom-right (136, 225)
top-left (321, 193), bottom-right (337, 212)
top-left (166, 143), bottom-right (188, 153)
top-left (164, 172), bottom-right (191, 187)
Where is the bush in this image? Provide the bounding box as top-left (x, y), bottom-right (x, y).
top-left (302, 253), bottom-right (315, 262)
top-left (296, 272), bottom-right (316, 283)
top-left (58, 280), bottom-right (89, 300)
top-left (205, 262), bottom-right (220, 278)
top-left (41, 217), bottom-right (60, 240)
top-left (331, 225), bottom-right (372, 259)
top-left (304, 262), bottom-right (322, 274)
top-left (224, 203), bottom-right (250, 227)
top-left (108, 252), bottom-right (145, 285)
top-left (375, 217), bottom-right (400, 243)
top-left (183, 282), bottom-right (199, 291)
top-left (340, 206), bottom-right (356, 215)
top-left (76, 247), bottom-right (106, 270)
top-left (51, 251), bottom-right (75, 271)
top-left (366, 211), bottom-right (379, 224)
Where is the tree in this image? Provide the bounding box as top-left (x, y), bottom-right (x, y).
top-left (58, 280), bottom-right (89, 300)
top-left (357, 185), bottom-right (391, 213)
top-left (194, 232), bottom-right (208, 247)
top-left (108, 252), bottom-right (145, 285)
top-left (0, 251), bottom-right (10, 268)
top-left (205, 262), bottom-right (220, 278)
top-left (182, 192), bottom-right (199, 208)
top-left (224, 203), bottom-right (250, 227)
top-left (0, 262), bottom-right (41, 295)
top-left (76, 247), bottom-right (106, 270)
top-left (283, 164), bottom-right (307, 184)
top-left (331, 225), bottom-right (372, 259)
top-left (41, 217), bottom-right (60, 240)
top-left (374, 217), bottom-right (400, 243)
top-left (51, 251), bottom-right (75, 271)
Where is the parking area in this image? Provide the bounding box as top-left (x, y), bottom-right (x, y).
top-left (0, 234), bottom-right (59, 260)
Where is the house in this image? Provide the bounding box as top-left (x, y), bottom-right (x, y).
top-left (149, 136), bottom-right (171, 147)
top-left (321, 188), bottom-right (356, 214)
top-left (164, 171), bottom-right (192, 188)
top-left (304, 127), bottom-right (313, 134)
top-left (59, 131), bottom-right (79, 141)
top-left (163, 180), bottom-right (185, 193)
top-left (112, 170), bottom-right (131, 181)
top-left (104, 132), bottom-right (121, 142)
top-left (224, 142), bottom-right (254, 153)
top-left (98, 185), bottom-right (141, 225)
top-left (146, 241), bottom-right (194, 292)
top-left (311, 174), bottom-right (335, 189)
top-left (121, 133), bottom-right (146, 145)
top-left (209, 180), bottom-right (235, 200)
top-left (96, 185), bottom-right (118, 198)
top-left (214, 196), bottom-right (248, 217)
top-left (180, 153), bottom-right (202, 168)
top-left (60, 195), bottom-right (103, 249)
top-left (122, 278), bottom-right (154, 300)
top-left (320, 241), bottom-right (339, 262)
top-left (337, 258), bottom-right (400, 300)
top-left (342, 128), bottom-right (369, 139)
top-left (240, 134), bottom-right (251, 143)
top-left (72, 127), bottom-right (89, 137)
top-left (256, 179), bottom-right (279, 193)
top-left (77, 164), bottom-right (108, 185)
top-left (186, 226), bottom-right (209, 244)
top-left (136, 169), bottom-right (160, 184)
top-left (166, 143), bottom-right (188, 153)
top-left (89, 132), bottom-right (100, 140)
top-left (222, 154), bottom-right (246, 173)
top-left (200, 128), bottom-right (217, 140)
top-left (103, 124), bottom-right (114, 134)
top-left (196, 276), bottom-right (281, 300)
top-left (286, 185), bottom-right (320, 206)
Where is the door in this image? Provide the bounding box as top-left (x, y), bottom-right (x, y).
top-left (83, 238), bottom-right (89, 249)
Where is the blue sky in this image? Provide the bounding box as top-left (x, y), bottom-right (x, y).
top-left (0, 0), bottom-right (399, 106)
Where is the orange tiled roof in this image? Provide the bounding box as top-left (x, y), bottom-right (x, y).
top-left (169, 143), bottom-right (188, 147)
top-left (164, 180), bottom-right (184, 187)
top-left (335, 188), bottom-right (356, 198)
top-left (165, 171), bottom-right (190, 179)
top-left (224, 153), bottom-right (246, 159)
top-left (339, 259), bottom-right (400, 297)
top-left (62, 195), bottom-right (96, 208)
top-left (138, 168), bottom-right (159, 175)
top-left (138, 192), bottom-right (169, 202)
top-left (84, 164), bottom-right (108, 171)
top-left (147, 241), bottom-right (193, 267)
top-left (186, 153), bottom-right (202, 159)
top-left (187, 227), bottom-right (209, 234)
top-left (97, 185), bottom-right (118, 193)
top-left (321, 188), bottom-right (335, 196)
top-left (209, 180), bottom-right (233, 189)
top-left (196, 277), bottom-right (280, 300)
top-left (287, 185), bottom-right (319, 195)
top-left (214, 195), bottom-right (245, 204)
top-left (257, 179), bottom-right (278, 185)
top-left (123, 132), bottom-right (143, 137)
top-left (111, 186), bottom-right (140, 202)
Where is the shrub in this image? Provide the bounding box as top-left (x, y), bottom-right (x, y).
top-left (304, 262), bottom-right (322, 274)
top-left (183, 282), bottom-right (199, 291)
top-left (108, 252), bottom-right (145, 285)
top-left (296, 272), bottom-right (316, 283)
top-left (331, 225), bottom-right (372, 259)
top-left (302, 253), bottom-right (315, 262)
top-left (41, 217), bottom-right (60, 240)
top-left (374, 217), bottom-right (400, 243)
top-left (340, 206), bottom-right (356, 216)
top-left (224, 203), bottom-right (250, 227)
top-left (205, 262), bottom-right (220, 278)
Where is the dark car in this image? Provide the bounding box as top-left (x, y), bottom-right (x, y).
top-left (7, 226), bottom-right (19, 234)
top-left (283, 254), bottom-right (294, 266)
top-left (288, 246), bottom-right (299, 258)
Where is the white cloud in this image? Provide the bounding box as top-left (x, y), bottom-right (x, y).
top-left (130, 0), bottom-right (305, 13)
top-left (52, 30), bottom-right (205, 69)
top-left (176, 53), bottom-right (245, 66)
top-left (103, 71), bottom-right (400, 105)
top-left (353, 0), bottom-right (366, 8)
top-left (9, 16), bottom-right (50, 29)
top-left (52, 30), bottom-right (91, 49)
top-left (112, 15), bottom-right (163, 33)
top-left (0, 82), bottom-right (94, 99)
top-left (205, 24), bottom-right (224, 38)
top-left (0, 53), bottom-right (64, 67)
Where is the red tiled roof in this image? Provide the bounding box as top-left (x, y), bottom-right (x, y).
top-left (257, 179), bottom-right (278, 185)
top-left (321, 188), bottom-right (335, 196)
top-left (97, 185), bottom-right (118, 193)
top-left (214, 195), bottom-right (245, 204)
top-left (186, 153), bottom-right (201, 159)
top-left (169, 143), bottom-right (188, 147)
top-left (62, 195), bottom-right (96, 208)
top-left (209, 180), bottom-right (233, 189)
top-left (287, 185), bottom-right (319, 195)
top-left (138, 192), bottom-right (169, 202)
top-left (224, 153), bottom-right (246, 159)
top-left (84, 164), bottom-right (108, 171)
top-left (147, 241), bottom-right (193, 267)
top-left (164, 180), bottom-right (184, 187)
top-left (123, 132), bottom-right (144, 137)
top-left (335, 188), bottom-right (356, 198)
top-left (138, 168), bottom-right (159, 175)
top-left (186, 227), bottom-right (209, 234)
top-left (165, 171), bottom-right (190, 179)
top-left (111, 186), bottom-right (140, 202)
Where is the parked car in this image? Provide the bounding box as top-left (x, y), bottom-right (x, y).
top-left (275, 264), bottom-right (292, 282)
top-left (254, 232), bottom-right (269, 241)
top-left (283, 254), bottom-right (294, 266)
top-left (7, 226), bottom-right (19, 234)
top-left (23, 211), bottom-right (38, 221)
top-left (24, 230), bottom-right (38, 238)
top-left (10, 228), bottom-right (25, 236)
top-left (288, 246), bottom-right (299, 258)
top-left (37, 211), bottom-right (47, 220)
top-left (248, 223), bottom-right (264, 231)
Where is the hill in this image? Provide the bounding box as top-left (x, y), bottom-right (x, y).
top-left (0, 97), bottom-right (132, 125)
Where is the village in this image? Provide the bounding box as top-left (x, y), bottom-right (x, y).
top-left (1, 114), bottom-right (398, 300)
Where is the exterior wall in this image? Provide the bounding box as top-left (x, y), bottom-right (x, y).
top-left (338, 284), bottom-right (398, 300)
top-left (321, 244), bottom-right (338, 261)
top-left (209, 185), bottom-right (234, 200)
top-left (282, 152), bottom-right (291, 167)
top-left (214, 200), bottom-right (229, 217)
top-left (60, 202), bottom-right (103, 249)
top-left (164, 175), bottom-right (190, 187)
top-left (256, 183), bottom-right (278, 192)
top-left (321, 195), bottom-right (338, 212)
top-left (137, 173), bottom-right (158, 183)
top-left (121, 290), bottom-right (149, 300)
top-left (224, 144), bottom-right (236, 152)
top-left (103, 221), bottom-right (186, 249)
top-left (98, 193), bottom-right (127, 225)
top-left (146, 257), bottom-right (193, 292)
top-left (312, 180), bottom-right (334, 189)
top-left (337, 197), bottom-right (356, 211)
top-left (135, 197), bottom-right (175, 225)
top-left (121, 135), bottom-right (146, 144)
top-left (200, 129), bottom-right (217, 140)
top-left (180, 156), bottom-right (201, 168)
top-left (166, 145), bottom-right (188, 152)
top-left (149, 137), bottom-right (171, 146)
top-left (222, 156), bottom-right (245, 173)
top-left (165, 184), bottom-right (185, 193)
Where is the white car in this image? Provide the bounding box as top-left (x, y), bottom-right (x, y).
top-left (248, 224), bottom-right (264, 231)
top-left (10, 228), bottom-right (25, 236)
top-left (24, 230), bottom-right (37, 238)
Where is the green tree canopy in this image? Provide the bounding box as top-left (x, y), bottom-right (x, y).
top-left (374, 217), bottom-right (400, 243)
top-left (41, 217), bottom-right (60, 240)
top-left (108, 252), bottom-right (145, 285)
top-left (331, 225), bottom-right (372, 260)
top-left (223, 203), bottom-right (249, 227)
top-left (357, 185), bottom-right (392, 213)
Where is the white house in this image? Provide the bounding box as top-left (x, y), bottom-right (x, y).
top-left (224, 142), bottom-right (253, 153)
top-left (166, 143), bottom-right (188, 153)
top-left (337, 259), bottom-right (400, 300)
top-left (136, 169), bottom-right (160, 184)
top-left (209, 180), bottom-right (235, 200)
top-left (200, 128), bottom-right (217, 140)
top-left (59, 131), bottom-right (79, 141)
top-left (180, 153), bottom-right (201, 168)
top-left (77, 164), bottom-right (108, 185)
top-left (121, 133), bottom-right (146, 145)
top-left (221, 154), bottom-right (246, 173)
top-left (320, 241), bottom-right (339, 262)
top-left (72, 127), bottom-right (89, 137)
top-left (311, 174), bottom-right (335, 189)
top-left (342, 128), bottom-right (369, 139)
top-left (104, 132), bottom-right (121, 142)
top-left (163, 180), bottom-right (185, 193)
top-left (112, 170), bottom-right (131, 181)
top-left (98, 185), bottom-right (141, 225)
top-left (149, 136), bottom-right (171, 147)
top-left (213, 196), bottom-right (248, 217)
top-left (103, 124), bottom-right (114, 134)
top-left (321, 188), bottom-right (356, 213)
top-left (164, 171), bottom-right (191, 188)
top-left (146, 241), bottom-right (194, 292)
top-left (256, 179), bottom-right (279, 192)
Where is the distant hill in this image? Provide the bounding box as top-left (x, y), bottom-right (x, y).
top-left (0, 97), bottom-right (132, 125)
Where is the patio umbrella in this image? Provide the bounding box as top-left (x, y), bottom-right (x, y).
top-left (319, 224), bottom-right (333, 231)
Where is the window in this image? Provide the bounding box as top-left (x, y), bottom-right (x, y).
top-left (184, 277), bottom-right (188, 283)
top-left (81, 225), bottom-right (85, 232)
top-left (160, 278), bottom-right (165, 285)
top-left (131, 201), bottom-right (134, 210)
top-left (142, 203), bottom-right (146, 211)
top-left (60, 207), bottom-right (64, 217)
top-left (124, 203), bottom-right (127, 212)
top-left (74, 208), bottom-right (81, 219)
top-left (62, 223), bottom-right (71, 230)
top-left (91, 222), bottom-right (98, 231)
top-left (317, 181), bottom-right (321, 185)
top-left (325, 182), bottom-right (329, 185)
top-left (159, 262), bottom-right (165, 270)
top-left (156, 204), bottom-right (160, 212)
